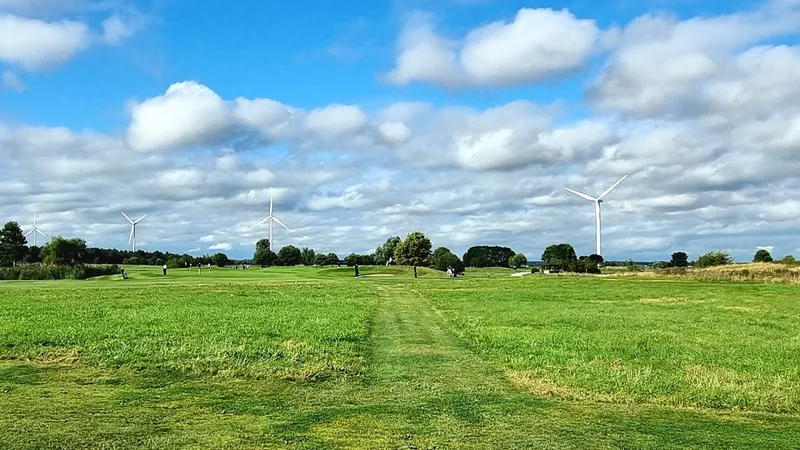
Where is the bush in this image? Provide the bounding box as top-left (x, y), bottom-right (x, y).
top-left (753, 249), bottom-right (773, 263)
top-left (0, 263), bottom-right (119, 280)
top-left (696, 251), bottom-right (734, 268)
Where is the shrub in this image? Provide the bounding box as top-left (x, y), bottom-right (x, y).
top-left (696, 251), bottom-right (734, 268)
top-left (0, 263), bottom-right (119, 280)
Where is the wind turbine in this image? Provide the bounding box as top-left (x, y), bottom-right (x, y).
top-left (23, 212), bottom-right (48, 246)
top-left (564, 175), bottom-right (628, 257)
top-left (251, 190), bottom-right (288, 251)
top-left (121, 212), bottom-right (147, 252)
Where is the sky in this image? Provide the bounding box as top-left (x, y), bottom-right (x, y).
top-left (1, 0), bottom-right (800, 261)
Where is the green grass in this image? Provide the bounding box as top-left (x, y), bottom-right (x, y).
top-left (1, 266), bottom-right (799, 448)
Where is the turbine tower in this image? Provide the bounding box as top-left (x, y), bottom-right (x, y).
top-left (23, 211), bottom-right (48, 246)
top-left (251, 190), bottom-right (288, 251)
top-left (564, 175), bottom-right (628, 256)
top-left (121, 212), bottom-right (147, 252)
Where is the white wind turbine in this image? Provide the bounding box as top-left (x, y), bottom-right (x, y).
top-left (24, 212), bottom-right (48, 246)
top-left (121, 212), bottom-right (147, 252)
top-left (251, 190), bottom-right (288, 252)
top-left (565, 175), bottom-right (628, 257)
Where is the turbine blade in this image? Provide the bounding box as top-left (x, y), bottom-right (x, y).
top-left (251, 217), bottom-right (270, 228)
top-left (598, 175), bottom-right (628, 200)
top-left (564, 187), bottom-right (596, 202)
top-left (24, 229), bottom-right (33, 237)
top-left (121, 212), bottom-right (133, 223)
top-left (134, 214), bottom-right (148, 224)
top-left (129, 226), bottom-right (134, 244)
top-left (37, 229), bottom-right (48, 238)
top-left (269, 191), bottom-right (273, 215)
top-left (272, 216), bottom-right (289, 230)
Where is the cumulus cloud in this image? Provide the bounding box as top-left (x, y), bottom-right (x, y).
top-left (385, 8), bottom-right (599, 87)
top-left (208, 243), bottom-right (232, 251)
top-left (0, 14), bottom-right (90, 70)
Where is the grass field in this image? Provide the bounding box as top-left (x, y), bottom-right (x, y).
top-left (1, 265), bottom-right (799, 448)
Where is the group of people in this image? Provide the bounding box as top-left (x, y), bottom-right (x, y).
top-left (233, 264), bottom-right (250, 270)
top-left (446, 266), bottom-right (458, 278)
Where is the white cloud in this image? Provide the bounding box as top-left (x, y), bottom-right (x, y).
top-left (128, 81), bottom-right (234, 152)
top-left (1, 70), bottom-right (25, 91)
top-left (304, 104), bottom-right (367, 135)
top-left (385, 8), bottom-right (599, 87)
top-left (208, 243), bottom-right (232, 251)
top-left (0, 14), bottom-right (90, 70)
top-left (100, 14), bottom-right (140, 44)
top-left (198, 235), bottom-right (215, 243)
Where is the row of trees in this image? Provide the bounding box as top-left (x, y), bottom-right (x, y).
top-left (540, 243), bottom-right (605, 273)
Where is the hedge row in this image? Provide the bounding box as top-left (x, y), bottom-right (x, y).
top-left (0, 264), bottom-right (120, 280)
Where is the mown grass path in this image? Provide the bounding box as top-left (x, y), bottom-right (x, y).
top-left (2, 270), bottom-right (800, 448)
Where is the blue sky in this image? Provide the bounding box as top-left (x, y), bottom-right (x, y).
top-left (2, 0), bottom-right (800, 261)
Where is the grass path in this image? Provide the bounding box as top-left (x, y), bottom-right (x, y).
top-left (2, 275), bottom-right (800, 448)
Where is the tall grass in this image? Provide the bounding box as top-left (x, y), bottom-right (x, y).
top-left (0, 263), bottom-right (120, 280)
top-left (652, 262), bottom-right (800, 284)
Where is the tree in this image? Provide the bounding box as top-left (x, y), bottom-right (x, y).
top-left (278, 245), bottom-right (302, 266)
top-left (0, 221), bottom-right (28, 267)
top-left (211, 253), bottom-right (230, 267)
top-left (374, 236), bottom-right (401, 265)
top-left (325, 252), bottom-right (340, 265)
top-left (429, 247), bottom-right (464, 274)
top-left (24, 245), bottom-right (42, 263)
top-left (344, 253), bottom-right (359, 267)
top-left (695, 251), bottom-right (733, 268)
top-left (509, 253), bottom-right (528, 269)
top-left (301, 247), bottom-right (316, 266)
top-left (780, 255), bottom-right (797, 264)
top-left (463, 246), bottom-right (516, 268)
top-left (253, 239), bottom-right (278, 266)
top-left (394, 232), bottom-right (432, 266)
top-left (541, 243), bottom-right (578, 271)
top-left (577, 256), bottom-right (602, 274)
top-left (588, 254), bottom-right (604, 266)
top-left (753, 249), bottom-right (773, 263)
top-left (671, 252), bottom-right (689, 268)
top-left (41, 236), bottom-right (87, 266)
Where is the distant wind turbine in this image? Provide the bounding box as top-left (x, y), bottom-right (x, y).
top-left (23, 211), bottom-right (48, 247)
top-left (251, 190), bottom-right (288, 252)
top-left (565, 175), bottom-right (628, 257)
top-left (121, 212), bottom-right (147, 252)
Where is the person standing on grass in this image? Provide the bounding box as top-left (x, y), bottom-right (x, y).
top-left (413, 265), bottom-right (417, 278)
top-left (354, 263), bottom-right (359, 277)
top-left (197, 262), bottom-right (201, 274)
top-left (162, 264), bottom-right (167, 276)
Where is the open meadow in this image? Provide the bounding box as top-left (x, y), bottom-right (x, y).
top-left (1, 266), bottom-right (799, 448)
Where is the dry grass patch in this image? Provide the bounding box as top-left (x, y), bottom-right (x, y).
top-left (506, 370), bottom-right (630, 404)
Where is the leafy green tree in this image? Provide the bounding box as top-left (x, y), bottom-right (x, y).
top-left (344, 253), bottom-right (359, 267)
top-left (277, 245), bottom-right (302, 266)
top-left (671, 251), bottom-right (689, 267)
top-left (780, 255), bottom-right (797, 264)
top-left (753, 249), bottom-right (773, 263)
top-left (325, 253), bottom-right (340, 265)
top-left (508, 253), bottom-right (528, 269)
top-left (0, 221), bottom-right (28, 267)
top-left (541, 243), bottom-right (578, 271)
top-left (300, 247), bottom-right (316, 266)
top-left (211, 253), bottom-right (230, 267)
top-left (463, 246), bottom-right (516, 268)
top-left (41, 236), bottom-right (87, 266)
top-left (253, 239), bottom-right (278, 266)
top-left (374, 236), bottom-right (401, 265)
top-left (695, 251), bottom-right (733, 268)
top-left (394, 232), bottom-right (432, 266)
top-left (429, 247), bottom-right (464, 274)
top-left (24, 245), bottom-right (42, 263)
